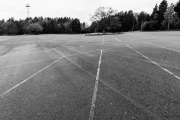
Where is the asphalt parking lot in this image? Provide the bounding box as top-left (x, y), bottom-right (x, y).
top-left (1, 32), bottom-right (180, 120)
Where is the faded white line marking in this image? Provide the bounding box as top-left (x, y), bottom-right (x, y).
top-left (115, 38), bottom-right (121, 42)
top-left (79, 37), bottom-right (96, 47)
top-left (102, 36), bottom-right (104, 45)
top-left (126, 45), bottom-right (180, 80)
top-left (53, 49), bottom-right (103, 120)
top-left (122, 36), bottom-right (180, 54)
top-left (111, 35), bottom-right (122, 42)
top-left (124, 36), bottom-right (180, 54)
top-left (53, 48), bottom-right (96, 77)
top-left (111, 36), bottom-right (180, 81)
top-left (89, 50), bottom-right (103, 120)
top-left (0, 57), bottom-right (64, 97)
top-left (80, 42), bottom-right (88, 47)
top-left (60, 44), bottom-right (122, 56)
top-left (54, 46), bottom-right (160, 119)
top-left (144, 42), bottom-right (180, 53)
top-left (141, 36), bottom-right (180, 45)
top-left (98, 77), bottom-right (162, 120)
top-left (165, 40), bottom-right (180, 45)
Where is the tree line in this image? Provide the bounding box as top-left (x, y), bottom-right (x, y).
top-left (87, 0), bottom-right (180, 32)
top-left (0, 0), bottom-right (180, 35)
top-left (0, 17), bottom-right (82, 35)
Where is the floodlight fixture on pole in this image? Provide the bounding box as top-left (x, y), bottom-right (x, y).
top-left (25, 4), bottom-right (30, 18)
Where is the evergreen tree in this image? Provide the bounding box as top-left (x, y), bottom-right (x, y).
top-left (109, 16), bottom-right (121, 32)
top-left (90, 22), bottom-right (99, 32)
top-left (42, 22), bottom-right (48, 34)
top-left (174, 0), bottom-right (180, 18)
top-left (70, 18), bottom-right (81, 33)
top-left (158, 0), bottom-right (168, 28)
top-left (127, 10), bottom-right (135, 31)
top-left (116, 11), bottom-right (125, 31)
top-left (151, 4), bottom-right (159, 20)
top-left (138, 11), bottom-right (150, 30)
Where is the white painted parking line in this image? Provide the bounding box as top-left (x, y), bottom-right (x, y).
top-left (89, 50), bottom-right (103, 120)
top-left (1, 48), bottom-right (112, 69)
top-left (52, 48), bottom-right (99, 79)
top-left (53, 43), bottom-right (160, 119)
top-left (80, 42), bottom-right (87, 47)
top-left (111, 36), bottom-right (180, 80)
top-left (126, 45), bottom-right (180, 80)
top-left (0, 57), bottom-right (64, 97)
top-left (62, 42), bottom-right (123, 54)
top-left (115, 38), bottom-right (121, 42)
top-left (111, 35), bottom-right (122, 42)
top-left (97, 77), bottom-right (162, 120)
top-left (53, 48), bottom-right (118, 120)
top-left (102, 36), bottom-right (104, 45)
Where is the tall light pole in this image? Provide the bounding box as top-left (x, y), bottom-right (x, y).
top-left (25, 4), bottom-right (30, 18)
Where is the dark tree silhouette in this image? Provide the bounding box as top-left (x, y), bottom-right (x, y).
top-left (174, 0), bottom-right (180, 18)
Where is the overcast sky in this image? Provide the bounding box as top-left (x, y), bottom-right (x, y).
top-left (0, 0), bottom-right (178, 24)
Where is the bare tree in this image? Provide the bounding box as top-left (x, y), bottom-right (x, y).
top-left (90, 7), bottom-right (117, 34)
